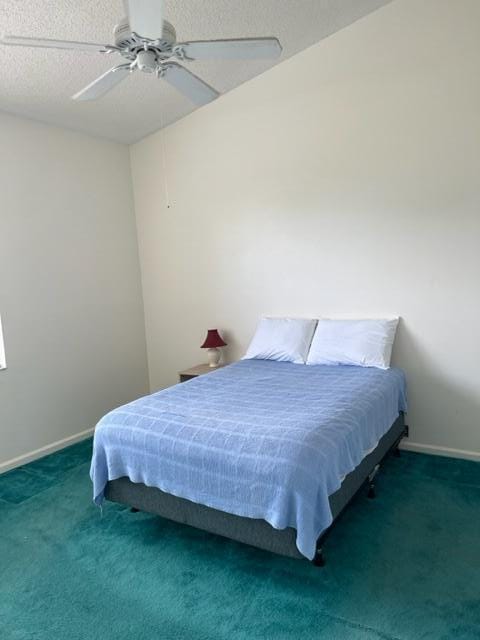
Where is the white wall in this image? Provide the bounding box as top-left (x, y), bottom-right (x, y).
top-left (130, 0), bottom-right (480, 458)
top-left (0, 112), bottom-right (148, 470)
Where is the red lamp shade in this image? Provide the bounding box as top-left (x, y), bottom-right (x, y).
top-left (201, 329), bottom-right (227, 349)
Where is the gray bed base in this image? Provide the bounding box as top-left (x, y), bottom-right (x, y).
top-left (105, 412), bottom-right (407, 565)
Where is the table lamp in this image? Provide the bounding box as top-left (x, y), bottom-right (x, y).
top-left (201, 329), bottom-right (227, 367)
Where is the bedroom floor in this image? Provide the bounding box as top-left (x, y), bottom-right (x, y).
top-left (0, 441), bottom-right (479, 640)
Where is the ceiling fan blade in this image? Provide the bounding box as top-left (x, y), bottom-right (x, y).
top-left (72, 64), bottom-right (131, 101)
top-left (125, 0), bottom-right (164, 41)
top-left (0, 34), bottom-right (110, 52)
top-left (162, 63), bottom-right (219, 106)
top-left (180, 38), bottom-right (282, 61)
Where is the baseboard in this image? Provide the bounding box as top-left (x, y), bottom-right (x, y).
top-left (400, 440), bottom-right (480, 462)
top-left (0, 428), bottom-right (94, 474)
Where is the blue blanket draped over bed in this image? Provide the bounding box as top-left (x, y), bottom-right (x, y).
top-left (90, 360), bottom-right (407, 559)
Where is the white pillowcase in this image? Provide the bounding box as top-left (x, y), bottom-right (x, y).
top-left (243, 317), bottom-right (317, 364)
top-left (306, 318), bottom-right (399, 369)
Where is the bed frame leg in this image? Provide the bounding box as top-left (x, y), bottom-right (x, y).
top-left (394, 447), bottom-right (401, 458)
top-left (313, 547), bottom-right (326, 567)
top-left (367, 464), bottom-right (380, 499)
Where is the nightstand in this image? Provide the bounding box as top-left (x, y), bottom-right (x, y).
top-left (179, 363), bottom-right (227, 383)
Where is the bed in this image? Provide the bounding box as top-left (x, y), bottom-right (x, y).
top-left (91, 359), bottom-right (407, 564)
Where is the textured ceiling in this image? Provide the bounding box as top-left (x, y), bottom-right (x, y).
top-left (0, 1), bottom-right (392, 143)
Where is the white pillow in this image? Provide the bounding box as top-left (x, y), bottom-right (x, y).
top-left (306, 318), bottom-right (399, 369)
top-left (243, 317), bottom-right (317, 364)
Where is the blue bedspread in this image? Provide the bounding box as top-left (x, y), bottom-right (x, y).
top-left (90, 360), bottom-right (407, 559)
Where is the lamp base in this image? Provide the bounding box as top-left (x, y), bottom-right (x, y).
top-left (206, 348), bottom-right (221, 367)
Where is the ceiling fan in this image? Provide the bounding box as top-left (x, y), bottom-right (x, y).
top-left (0, 0), bottom-right (282, 105)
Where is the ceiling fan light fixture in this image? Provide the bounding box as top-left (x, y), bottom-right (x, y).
top-left (136, 49), bottom-right (158, 73)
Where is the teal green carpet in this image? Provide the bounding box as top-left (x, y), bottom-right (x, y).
top-left (1, 440), bottom-right (479, 640)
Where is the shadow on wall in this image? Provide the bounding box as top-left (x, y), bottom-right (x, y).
top-left (392, 322), bottom-right (480, 452)
top-left (217, 329), bottom-right (239, 364)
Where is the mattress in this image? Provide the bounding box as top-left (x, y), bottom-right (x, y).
top-left (90, 360), bottom-right (407, 559)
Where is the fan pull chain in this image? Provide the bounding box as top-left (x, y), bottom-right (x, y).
top-left (159, 109), bottom-right (171, 209)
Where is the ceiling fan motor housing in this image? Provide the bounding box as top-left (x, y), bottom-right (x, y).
top-left (114, 18), bottom-right (177, 51)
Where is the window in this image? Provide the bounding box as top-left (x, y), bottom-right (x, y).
top-left (0, 314), bottom-right (6, 370)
